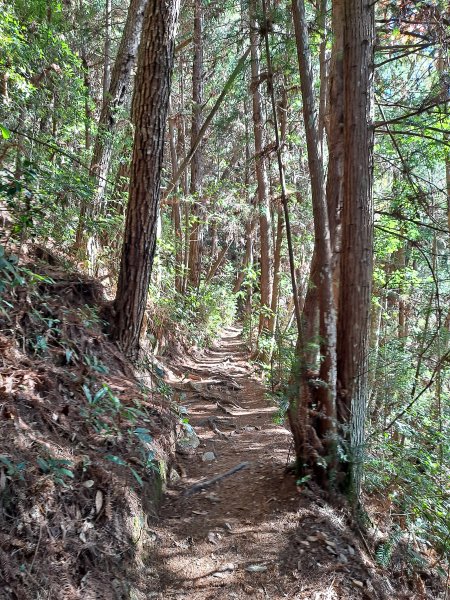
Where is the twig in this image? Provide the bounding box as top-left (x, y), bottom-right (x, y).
top-left (28, 524), bottom-right (43, 577)
top-left (183, 462), bottom-right (249, 496)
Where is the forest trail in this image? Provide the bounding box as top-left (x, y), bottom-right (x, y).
top-left (148, 327), bottom-right (381, 600)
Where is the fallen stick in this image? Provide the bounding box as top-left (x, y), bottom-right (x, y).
top-left (183, 462), bottom-right (249, 497)
top-left (208, 418), bottom-right (229, 440)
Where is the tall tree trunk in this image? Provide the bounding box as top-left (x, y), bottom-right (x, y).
top-left (233, 218), bottom-right (255, 293)
top-left (289, 0), bottom-right (337, 478)
top-left (268, 206), bottom-right (284, 335)
top-left (325, 0), bottom-right (344, 300)
top-left (168, 107), bottom-right (183, 292)
top-left (103, 0), bottom-right (112, 103)
top-left (76, 0), bottom-right (148, 248)
top-left (336, 0), bottom-right (374, 499)
top-left (317, 0), bottom-right (328, 151)
top-left (112, 0), bottom-right (180, 359)
top-left (249, 0), bottom-right (272, 334)
top-left (187, 0), bottom-right (204, 288)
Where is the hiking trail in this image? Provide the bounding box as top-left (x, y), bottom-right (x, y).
top-left (147, 326), bottom-right (388, 600)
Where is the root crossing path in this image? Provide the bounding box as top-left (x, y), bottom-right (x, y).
top-left (148, 327), bottom-right (382, 600)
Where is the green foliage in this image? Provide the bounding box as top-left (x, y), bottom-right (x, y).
top-left (375, 527), bottom-right (403, 567)
top-left (37, 455), bottom-right (74, 486)
top-left (155, 282), bottom-right (236, 347)
top-left (0, 455), bottom-right (27, 481)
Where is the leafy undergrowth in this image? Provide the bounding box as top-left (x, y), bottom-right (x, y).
top-left (0, 245), bottom-right (178, 599)
top-left (148, 283), bottom-right (237, 356)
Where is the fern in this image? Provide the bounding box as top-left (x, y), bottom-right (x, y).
top-left (376, 527), bottom-right (403, 568)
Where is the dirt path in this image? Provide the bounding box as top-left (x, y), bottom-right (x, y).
top-left (147, 327), bottom-right (389, 600)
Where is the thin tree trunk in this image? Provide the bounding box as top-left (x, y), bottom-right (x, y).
top-left (317, 0), bottom-right (328, 151)
top-left (76, 0), bottom-right (149, 248)
top-left (233, 217), bottom-right (256, 293)
top-left (336, 0), bottom-right (375, 499)
top-left (205, 242), bottom-right (231, 284)
top-left (268, 206), bottom-right (284, 335)
top-left (187, 0), bottom-right (204, 288)
top-left (249, 0), bottom-right (272, 334)
top-left (112, 0), bottom-right (180, 359)
top-left (168, 107), bottom-right (183, 292)
top-left (290, 0), bottom-right (337, 477)
top-left (103, 0), bottom-right (112, 103)
top-left (325, 0), bottom-right (344, 300)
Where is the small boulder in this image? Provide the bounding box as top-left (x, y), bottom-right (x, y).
top-left (176, 424), bottom-right (200, 455)
top-left (202, 451), bottom-right (216, 462)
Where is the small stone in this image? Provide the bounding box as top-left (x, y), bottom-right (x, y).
top-left (223, 522), bottom-right (232, 531)
top-left (207, 532), bottom-right (218, 545)
top-left (220, 563), bottom-right (235, 572)
top-left (206, 493), bottom-right (220, 502)
top-left (170, 468), bottom-right (181, 481)
top-left (213, 572), bottom-right (225, 578)
top-left (300, 540), bottom-right (310, 546)
top-left (326, 545), bottom-right (337, 555)
top-left (245, 564), bottom-right (267, 573)
top-left (338, 553), bottom-right (348, 564)
top-left (347, 545), bottom-right (355, 556)
top-left (176, 426), bottom-right (200, 455)
top-left (352, 579), bottom-right (364, 588)
top-left (307, 535), bottom-right (318, 542)
top-left (202, 451), bottom-right (216, 462)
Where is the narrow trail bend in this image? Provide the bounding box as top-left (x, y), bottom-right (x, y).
top-left (148, 327), bottom-right (384, 600)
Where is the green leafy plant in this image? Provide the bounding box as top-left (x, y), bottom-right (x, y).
top-left (37, 456), bottom-right (74, 486)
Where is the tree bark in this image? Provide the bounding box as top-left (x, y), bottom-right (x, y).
top-left (268, 206), bottom-right (284, 336)
top-left (336, 0), bottom-right (374, 498)
top-left (249, 0), bottom-right (272, 334)
top-left (103, 0), bottom-right (112, 104)
top-left (290, 0), bottom-right (337, 477)
top-left (187, 0), bottom-right (204, 288)
top-left (168, 107), bottom-right (183, 292)
top-left (112, 0), bottom-right (180, 359)
top-left (325, 0), bottom-right (344, 301)
top-left (76, 0), bottom-right (149, 248)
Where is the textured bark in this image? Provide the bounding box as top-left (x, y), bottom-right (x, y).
top-left (102, 0), bottom-right (112, 103)
top-left (268, 207), bottom-right (284, 335)
top-left (249, 0), bottom-right (272, 333)
top-left (168, 109), bottom-right (183, 292)
top-left (233, 218), bottom-right (255, 293)
top-left (187, 0), bottom-right (204, 288)
top-left (336, 0), bottom-right (374, 498)
top-left (290, 0), bottom-right (337, 475)
top-left (325, 0), bottom-right (344, 301)
top-left (76, 0), bottom-right (149, 249)
top-left (205, 242), bottom-right (231, 284)
top-left (317, 0), bottom-right (328, 150)
top-left (112, 0), bottom-right (180, 359)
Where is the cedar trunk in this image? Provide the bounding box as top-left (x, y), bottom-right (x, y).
top-left (290, 0), bottom-right (337, 476)
top-left (336, 0), bottom-right (374, 498)
top-left (187, 0), bottom-right (204, 288)
top-left (249, 0), bottom-right (272, 334)
top-left (112, 0), bottom-right (180, 359)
